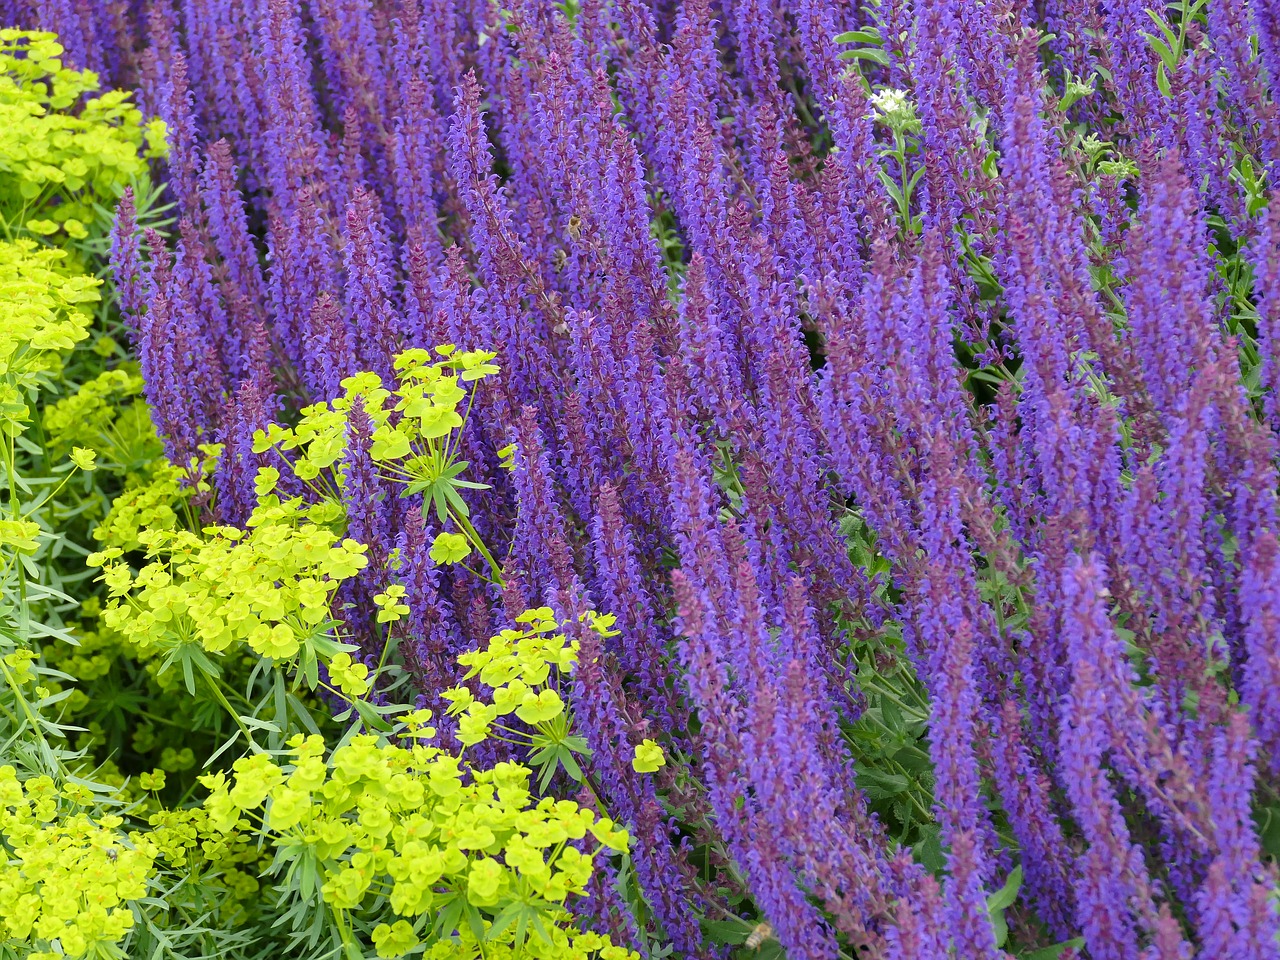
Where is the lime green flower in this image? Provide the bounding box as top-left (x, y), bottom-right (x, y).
top-left (429, 530), bottom-right (472, 565)
top-left (372, 919), bottom-right (420, 958)
top-left (69, 446), bottom-right (96, 471)
top-left (631, 739), bottom-right (666, 774)
top-left (374, 584), bottom-right (411, 624)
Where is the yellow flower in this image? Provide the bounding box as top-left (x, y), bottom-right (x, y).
top-left (631, 740), bottom-right (666, 774)
top-left (372, 920), bottom-right (420, 958)
top-left (429, 531), bottom-right (471, 565)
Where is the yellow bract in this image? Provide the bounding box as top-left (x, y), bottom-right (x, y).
top-left (193, 732), bottom-right (635, 959)
top-left (631, 739), bottom-right (667, 774)
top-left (0, 30), bottom-right (163, 241)
top-left (92, 496), bottom-right (368, 668)
top-left (0, 766), bottom-right (155, 959)
top-left (0, 239), bottom-right (98, 437)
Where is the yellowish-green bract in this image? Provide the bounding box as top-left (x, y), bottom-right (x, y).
top-left (197, 724), bottom-right (634, 959)
top-left (0, 29), bottom-right (165, 242)
top-left (91, 497), bottom-right (371, 664)
top-left (0, 238), bottom-right (99, 439)
top-left (251, 345), bottom-right (506, 579)
top-left (0, 768), bottom-right (153, 959)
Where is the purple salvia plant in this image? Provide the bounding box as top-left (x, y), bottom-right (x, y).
top-left (392, 510), bottom-right (459, 699)
top-left (198, 138), bottom-right (271, 377)
top-left (446, 72), bottom-right (558, 414)
top-left (266, 184), bottom-right (342, 376)
top-left (137, 230), bottom-right (219, 468)
top-left (337, 397), bottom-right (398, 642)
top-left (213, 376), bottom-right (275, 526)
top-left (255, 0), bottom-right (336, 220)
top-left (1060, 555), bottom-right (1185, 959)
top-left (1253, 0), bottom-right (1280, 95)
top-left (669, 570), bottom-right (842, 960)
top-left (1097, 0), bottom-right (1168, 140)
top-left (342, 185), bottom-right (404, 383)
top-left (109, 187), bottom-right (145, 337)
top-left (1207, 0), bottom-right (1280, 181)
top-left (1251, 197), bottom-right (1280, 430)
top-left (1193, 712), bottom-right (1280, 957)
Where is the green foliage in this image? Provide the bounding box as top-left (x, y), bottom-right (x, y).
top-left (834, 26), bottom-right (890, 66)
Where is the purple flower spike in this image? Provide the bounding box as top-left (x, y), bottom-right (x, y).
top-left (342, 185), bottom-right (404, 383)
top-left (157, 50), bottom-right (202, 219)
top-left (109, 188), bottom-right (144, 338)
top-left (214, 376), bottom-right (275, 526)
top-left (1060, 555), bottom-right (1170, 960)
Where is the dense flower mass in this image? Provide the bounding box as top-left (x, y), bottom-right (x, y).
top-left (4, 0), bottom-right (1280, 957)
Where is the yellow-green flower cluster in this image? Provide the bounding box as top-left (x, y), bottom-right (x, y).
top-left (92, 456), bottom-right (207, 553)
top-left (443, 608), bottom-right (618, 747)
top-left (91, 495), bottom-right (368, 664)
top-left (631, 740), bottom-right (666, 774)
top-left (0, 238), bottom-right (99, 437)
top-left (251, 345), bottom-right (498, 509)
top-left (43, 366), bottom-right (156, 466)
top-left (142, 805), bottom-right (264, 897)
top-left (0, 30), bottom-right (166, 240)
top-left (444, 608), bottom-right (576, 745)
top-left (200, 729), bottom-right (634, 960)
top-left (0, 766), bottom-right (155, 959)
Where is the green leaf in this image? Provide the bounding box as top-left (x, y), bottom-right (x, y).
top-left (912, 824), bottom-right (945, 873)
top-left (1021, 938), bottom-right (1086, 960)
top-left (558, 746), bottom-right (584, 781)
top-left (434, 896), bottom-right (465, 939)
top-left (701, 920), bottom-right (751, 945)
top-left (1142, 9), bottom-right (1179, 53)
top-left (465, 903), bottom-right (488, 943)
top-left (837, 46), bottom-right (891, 65)
top-left (987, 865), bottom-right (1023, 949)
top-left (834, 28), bottom-right (882, 45)
top-left (857, 768), bottom-right (910, 799)
top-left (538, 756), bottom-right (558, 792)
top-left (238, 715), bottom-right (281, 733)
top-left (354, 698), bottom-right (394, 732)
top-left (988, 864), bottom-right (1023, 913)
top-left (991, 909), bottom-right (1009, 950)
top-left (487, 901), bottom-right (525, 941)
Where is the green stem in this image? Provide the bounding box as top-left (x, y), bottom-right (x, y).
top-left (453, 510), bottom-right (504, 585)
top-left (203, 674), bottom-right (259, 753)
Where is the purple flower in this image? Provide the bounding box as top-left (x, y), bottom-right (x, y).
top-left (1060, 555), bottom-right (1179, 960)
top-left (342, 185), bottom-right (404, 383)
top-left (214, 376), bottom-right (275, 526)
top-left (199, 139), bottom-right (269, 358)
top-left (137, 231), bottom-right (222, 468)
top-left (156, 50), bottom-right (202, 219)
top-left (109, 189), bottom-right (144, 337)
